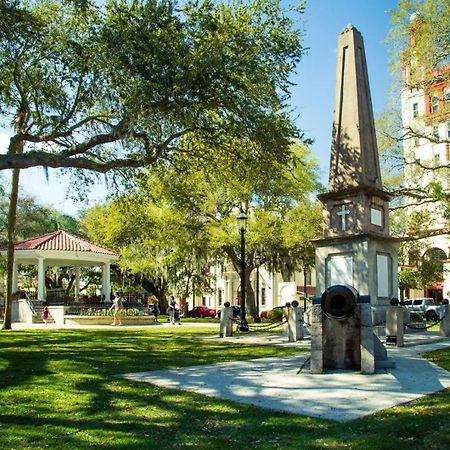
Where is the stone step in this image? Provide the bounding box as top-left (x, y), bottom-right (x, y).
top-left (32, 315), bottom-right (55, 324)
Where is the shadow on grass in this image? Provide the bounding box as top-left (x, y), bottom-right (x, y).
top-left (0, 328), bottom-right (448, 449)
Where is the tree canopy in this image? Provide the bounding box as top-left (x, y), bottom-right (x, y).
top-left (82, 141), bottom-right (323, 316)
top-left (377, 0), bottom-right (450, 236)
top-left (0, 0), bottom-right (307, 173)
top-left (387, 0), bottom-right (450, 91)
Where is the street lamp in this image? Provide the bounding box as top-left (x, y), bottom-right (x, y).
top-left (255, 253), bottom-right (261, 323)
top-left (237, 209), bottom-right (248, 331)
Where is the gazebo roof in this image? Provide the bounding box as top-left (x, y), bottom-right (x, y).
top-left (12, 230), bottom-right (118, 256)
top-left (0, 230), bottom-right (119, 266)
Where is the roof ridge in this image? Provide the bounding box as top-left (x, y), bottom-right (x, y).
top-left (14, 230), bottom-right (61, 247)
top-left (1, 230), bottom-right (119, 257)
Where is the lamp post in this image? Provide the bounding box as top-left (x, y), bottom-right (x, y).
top-left (255, 253), bottom-right (261, 323)
top-left (237, 209), bottom-right (248, 331)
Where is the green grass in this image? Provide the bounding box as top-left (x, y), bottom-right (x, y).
top-left (0, 326), bottom-right (448, 449)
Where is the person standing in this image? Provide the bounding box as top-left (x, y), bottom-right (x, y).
top-left (109, 291), bottom-right (124, 326)
top-left (152, 299), bottom-right (160, 322)
top-left (169, 295), bottom-right (181, 325)
top-left (168, 295), bottom-right (181, 325)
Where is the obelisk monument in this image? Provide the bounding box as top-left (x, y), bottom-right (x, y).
top-left (310, 25), bottom-right (397, 373)
top-left (315, 25), bottom-right (398, 314)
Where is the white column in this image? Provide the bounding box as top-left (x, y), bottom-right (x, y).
top-left (75, 267), bottom-right (80, 301)
top-left (37, 257), bottom-right (45, 301)
top-left (103, 263), bottom-right (111, 302)
top-left (12, 260), bottom-right (18, 293)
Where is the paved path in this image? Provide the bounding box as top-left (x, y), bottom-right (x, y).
top-left (120, 338), bottom-right (450, 422)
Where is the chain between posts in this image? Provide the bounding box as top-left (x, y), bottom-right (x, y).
top-left (244, 319), bottom-right (288, 332)
top-left (403, 315), bottom-right (446, 330)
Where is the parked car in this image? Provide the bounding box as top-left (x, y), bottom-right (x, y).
top-left (187, 305), bottom-right (217, 318)
top-left (403, 297), bottom-right (443, 321)
top-left (216, 305), bottom-right (241, 319)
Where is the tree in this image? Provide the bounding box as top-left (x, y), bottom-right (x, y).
top-left (0, 192), bottom-right (80, 244)
top-left (388, 0), bottom-right (450, 92)
top-left (0, 0), bottom-right (308, 328)
top-left (376, 0), bottom-right (450, 233)
top-left (82, 141), bottom-right (322, 318)
top-left (1, 0), bottom-right (306, 172)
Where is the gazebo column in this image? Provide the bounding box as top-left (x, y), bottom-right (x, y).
top-left (75, 267), bottom-right (80, 301)
top-left (12, 260), bottom-right (18, 293)
top-left (37, 257), bottom-right (45, 301)
top-left (102, 263), bottom-right (111, 302)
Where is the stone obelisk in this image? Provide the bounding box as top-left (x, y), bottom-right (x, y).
top-left (314, 24), bottom-right (398, 318)
top-left (310, 25), bottom-right (398, 374)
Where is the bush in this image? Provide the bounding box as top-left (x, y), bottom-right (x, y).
top-left (267, 307), bottom-right (283, 323)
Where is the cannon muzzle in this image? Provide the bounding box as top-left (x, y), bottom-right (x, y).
top-left (321, 285), bottom-right (357, 319)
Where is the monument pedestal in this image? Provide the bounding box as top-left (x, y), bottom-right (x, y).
top-left (219, 306), bottom-right (234, 338)
top-left (385, 305), bottom-right (404, 347)
top-left (440, 305), bottom-right (450, 337)
top-left (286, 305), bottom-right (304, 342)
top-left (310, 304), bottom-right (380, 374)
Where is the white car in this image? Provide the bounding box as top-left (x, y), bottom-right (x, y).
top-left (404, 297), bottom-right (443, 322)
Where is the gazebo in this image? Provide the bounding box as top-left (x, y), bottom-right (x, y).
top-left (1, 230), bottom-right (119, 302)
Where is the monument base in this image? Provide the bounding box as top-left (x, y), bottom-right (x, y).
top-left (310, 303), bottom-right (393, 374)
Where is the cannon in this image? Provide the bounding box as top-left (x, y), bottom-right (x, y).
top-left (313, 285), bottom-right (370, 320)
top-left (310, 285), bottom-right (390, 373)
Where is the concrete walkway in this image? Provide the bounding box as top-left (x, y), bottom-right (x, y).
top-left (120, 337), bottom-right (450, 422)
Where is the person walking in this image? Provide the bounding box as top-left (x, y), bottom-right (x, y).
top-left (152, 299), bottom-right (160, 322)
top-left (109, 291), bottom-right (124, 326)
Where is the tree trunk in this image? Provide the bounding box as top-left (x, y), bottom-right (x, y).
top-left (224, 245), bottom-right (257, 319)
top-left (2, 168), bottom-right (21, 330)
top-left (246, 276), bottom-right (257, 318)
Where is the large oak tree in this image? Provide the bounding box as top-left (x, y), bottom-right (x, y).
top-left (0, 0), bottom-right (307, 328)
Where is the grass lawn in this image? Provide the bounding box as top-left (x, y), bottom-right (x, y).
top-left (0, 326), bottom-right (449, 449)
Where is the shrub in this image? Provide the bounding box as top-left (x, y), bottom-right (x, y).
top-left (267, 307), bottom-right (283, 323)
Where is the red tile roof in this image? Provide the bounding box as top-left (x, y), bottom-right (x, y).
top-left (10, 231), bottom-right (119, 257)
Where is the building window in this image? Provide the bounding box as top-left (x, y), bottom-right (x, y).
top-left (430, 94), bottom-right (439, 113)
top-left (261, 286), bottom-right (266, 306)
top-left (412, 102), bottom-right (419, 118)
top-left (414, 137), bottom-right (420, 146)
top-left (444, 87), bottom-right (450, 104)
top-left (218, 289), bottom-right (222, 306)
top-left (447, 120), bottom-right (450, 139)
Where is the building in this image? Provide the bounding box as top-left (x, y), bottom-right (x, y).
top-left (400, 14), bottom-right (450, 300)
top-left (186, 261), bottom-right (315, 315)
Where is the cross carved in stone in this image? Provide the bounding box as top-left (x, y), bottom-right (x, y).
top-left (337, 204), bottom-right (351, 231)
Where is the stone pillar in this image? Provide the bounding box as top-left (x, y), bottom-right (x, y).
top-left (75, 267), bottom-right (80, 301)
top-left (12, 260), bottom-right (18, 293)
top-left (310, 305), bottom-right (323, 374)
top-left (360, 303), bottom-right (375, 374)
top-left (440, 304), bottom-right (450, 337)
top-left (385, 305), bottom-right (404, 347)
top-left (286, 304), bottom-right (304, 342)
top-left (37, 257), bottom-right (45, 301)
top-left (219, 305), bottom-right (234, 337)
top-left (103, 263), bottom-right (111, 302)
top-left (225, 279), bottom-right (233, 304)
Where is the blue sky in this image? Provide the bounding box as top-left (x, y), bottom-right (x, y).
top-left (5, 0), bottom-right (400, 215)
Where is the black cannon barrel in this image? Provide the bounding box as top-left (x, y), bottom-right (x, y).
top-left (321, 285), bottom-right (358, 320)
